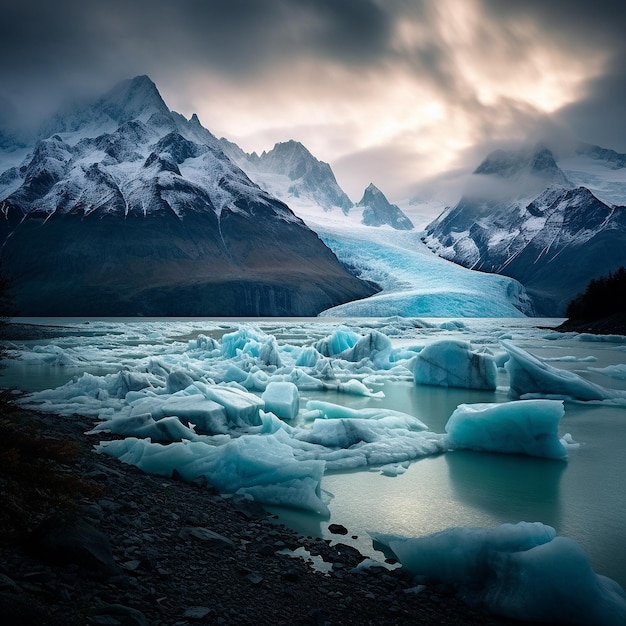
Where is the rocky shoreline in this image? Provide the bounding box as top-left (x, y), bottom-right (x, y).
top-left (0, 402), bottom-right (524, 626)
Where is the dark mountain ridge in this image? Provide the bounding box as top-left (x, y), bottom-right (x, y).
top-left (423, 144), bottom-right (626, 315)
top-left (0, 76), bottom-right (377, 316)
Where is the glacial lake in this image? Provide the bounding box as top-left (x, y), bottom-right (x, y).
top-left (2, 317), bottom-right (626, 589)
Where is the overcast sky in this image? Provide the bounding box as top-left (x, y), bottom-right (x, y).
top-left (2, 0), bottom-right (626, 202)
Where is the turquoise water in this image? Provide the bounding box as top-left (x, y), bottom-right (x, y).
top-left (3, 317), bottom-right (626, 588)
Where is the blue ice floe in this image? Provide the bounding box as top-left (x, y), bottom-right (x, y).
top-left (372, 522), bottom-right (626, 626)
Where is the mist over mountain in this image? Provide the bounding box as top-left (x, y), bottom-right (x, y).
top-left (0, 76), bottom-right (377, 316)
top-left (423, 143), bottom-right (626, 315)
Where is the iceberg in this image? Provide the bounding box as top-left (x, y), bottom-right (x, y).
top-left (413, 339), bottom-right (497, 390)
top-left (502, 341), bottom-right (624, 402)
top-left (261, 381), bottom-right (299, 421)
top-left (192, 382), bottom-right (264, 427)
top-left (445, 400), bottom-right (568, 460)
top-left (97, 435), bottom-right (329, 516)
top-left (372, 523), bottom-right (626, 626)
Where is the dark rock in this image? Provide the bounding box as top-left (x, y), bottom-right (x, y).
top-left (28, 513), bottom-right (119, 575)
top-left (92, 603), bottom-right (149, 626)
top-left (184, 605), bottom-right (212, 620)
top-left (328, 523), bottom-right (348, 535)
top-left (177, 526), bottom-right (235, 549)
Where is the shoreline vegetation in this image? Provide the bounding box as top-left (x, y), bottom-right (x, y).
top-left (555, 267), bottom-right (626, 335)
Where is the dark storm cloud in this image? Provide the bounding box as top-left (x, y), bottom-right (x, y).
top-left (2, 0), bottom-right (626, 200)
top-left (0, 0), bottom-right (391, 109)
top-left (482, 0), bottom-right (626, 150)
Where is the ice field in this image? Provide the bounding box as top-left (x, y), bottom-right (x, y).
top-left (3, 316), bottom-right (626, 623)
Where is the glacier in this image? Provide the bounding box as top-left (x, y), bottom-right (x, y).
top-left (316, 226), bottom-right (533, 317)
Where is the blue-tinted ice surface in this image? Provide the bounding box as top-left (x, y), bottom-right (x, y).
top-left (503, 341), bottom-right (626, 402)
top-left (373, 523), bottom-right (626, 625)
top-left (316, 228), bottom-right (533, 317)
top-left (9, 317), bottom-right (626, 620)
top-left (413, 339), bottom-right (497, 390)
top-left (445, 400), bottom-right (570, 459)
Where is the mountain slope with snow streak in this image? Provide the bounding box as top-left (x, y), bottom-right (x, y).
top-left (0, 76), bottom-right (377, 316)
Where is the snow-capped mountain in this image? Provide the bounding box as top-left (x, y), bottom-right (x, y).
top-left (423, 143), bottom-right (626, 315)
top-left (357, 183), bottom-right (413, 230)
top-left (220, 138), bottom-right (353, 214)
top-left (0, 76), bottom-right (377, 316)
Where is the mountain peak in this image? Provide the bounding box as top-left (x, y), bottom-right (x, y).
top-left (37, 75), bottom-right (170, 140)
top-left (357, 184), bottom-right (413, 230)
top-left (98, 75), bottom-right (169, 124)
top-left (364, 182), bottom-right (382, 195)
top-left (474, 143), bottom-right (568, 183)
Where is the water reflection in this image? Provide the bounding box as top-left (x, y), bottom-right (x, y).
top-left (445, 450), bottom-right (566, 528)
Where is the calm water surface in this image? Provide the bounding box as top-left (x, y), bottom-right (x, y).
top-left (3, 317), bottom-right (626, 587)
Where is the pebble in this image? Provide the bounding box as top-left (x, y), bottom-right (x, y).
top-left (0, 406), bottom-right (516, 626)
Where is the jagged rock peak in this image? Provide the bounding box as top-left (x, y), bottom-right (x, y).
top-left (94, 75), bottom-right (170, 122)
top-left (357, 183), bottom-right (413, 230)
top-left (359, 182), bottom-right (384, 200)
top-left (37, 75), bottom-right (171, 140)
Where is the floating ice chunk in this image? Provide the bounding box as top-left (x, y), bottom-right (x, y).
top-left (193, 382), bottom-right (263, 427)
top-left (188, 334), bottom-right (220, 351)
top-left (502, 341), bottom-right (620, 401)
top-left (576, 333), bottom-right (626, 344)
top-left (24, 370), bottom-right (162, 416)
top-left (221, 325), bottom-right (267, 358)
top-left (299, 414), bottom-right (433, 449)
top-left (166, 369), bottom-right (195, 393)
top-left (262, 382), bottom-right (299, 421)
top-left (314, 327), bottom-right (359, 356)
top-left (306, 400), bottom-right (428, 430)
top-left (544, 355), bottom-right (598, 363)
top-left (445, 400), bottom-right (568, 460)
top-left (27, 344), bottom-right (87, 367)
top-left (560, 432), bottom-right (581, 450)
top-left (155, 395), bottom-right (229, 434)
top-left (96, 435), bottom-right (328, 515)
top-left (589, 364), bottom-right (626, 380)
top-left (378, 461), bottom-right (410, 476)
top-left (413, 340), bottom-right (497, 390)
top-left (338, 331), bottom-right (392, 365)
top-left (439, 320), bottom-right (467, 331)
top-left (295, 419), bottom-right (446, 470)
top-left (337, 379), bottom-right (384, 397)
top-left (372, 523), bottom-right (626, 626)
top-left (295, 346), bottom-right (321, 367)
top-left (87, 413), bottom-right (197, 441)
top-left (258, 336), bottom-right (282, 367)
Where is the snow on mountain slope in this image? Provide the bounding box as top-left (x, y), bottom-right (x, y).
top-left (0, 76), bottom-right (377, 316)
top-left (220, 138), bottom-right (353, 214)
top-left (423, 143), bottom-right (626, 315)
top-left (559, 143), bottom-right (626, 207)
